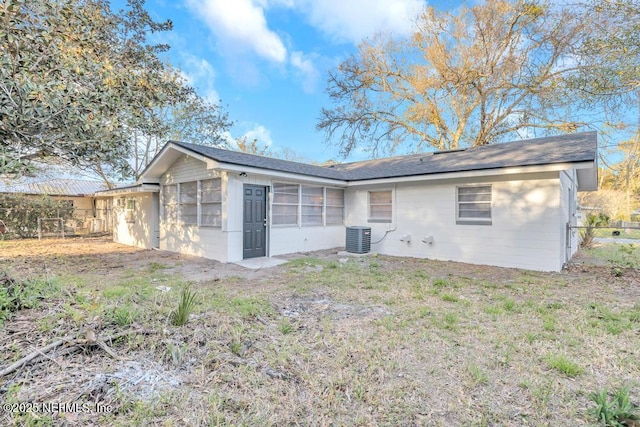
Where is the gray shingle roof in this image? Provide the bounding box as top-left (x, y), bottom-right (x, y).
top-left (171, 141), bottom-right (347, 180)
top-left (0, 178), bottom-right (107, 196)
top-left (331, 132), bottom-right (597, 180)
top-left (171, 132), bottom-right (597, 182)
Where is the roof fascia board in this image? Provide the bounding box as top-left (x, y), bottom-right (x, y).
top-left (136, 143), bottom-right (220, 185)
top-left (218, 162), bottom-right (347, 186)
top-left (166, 144), bottom-right (219, 167)
top-left (96, 184), bottom-right (160, 196)
top-left (135, 143), bottom-right (175, 183)
top-left (2, 191), bottom-right (91, 197)
top-left (347, 161), bottom-right (595, 187)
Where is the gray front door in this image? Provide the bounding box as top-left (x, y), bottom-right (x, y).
top-left (243, 185), bottom-right (267, 259)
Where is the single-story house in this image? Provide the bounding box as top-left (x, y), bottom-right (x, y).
top-left (99, 131), bottom-right (598, 271)
top-left (0, 178), bottom-right (111, 233)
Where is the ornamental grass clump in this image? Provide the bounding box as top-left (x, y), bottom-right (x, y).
top-left (170, 285), bottom-right (197, 326)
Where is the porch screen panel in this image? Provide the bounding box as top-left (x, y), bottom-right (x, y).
top-left (325, 188), bottom-right (344, 225)
top-left (201, 178), bottom-right (222, 226)
top-left (162, 184), bottom-right (177, 224)
top-left (301, 185), bottom-right (323, 226)
top-left (272, 183), bottom-right (299, 226)
top-left (180, 181), bottom-right (198, 225)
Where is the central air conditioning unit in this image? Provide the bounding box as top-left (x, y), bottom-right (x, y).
top-left (346, 226), bottom-right (371, 254)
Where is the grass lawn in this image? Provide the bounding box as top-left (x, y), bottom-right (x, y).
top-left (591, 227), bottom-right (640, 240)
top-left (1, 238), bottom-right (639, 426)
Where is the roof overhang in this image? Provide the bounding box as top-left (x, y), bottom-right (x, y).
top-left (138, 141), bottom-right (347, 186)
top-left (138, 143), bottom-right (219, 184)
top-left (218, 162), bottom-right (347, 186)
top-left (346, 161), bottom-right (598, 188)
top-left (95, 183), bottom-right (160, 196)
top-left (135, 140), bottom-right (598, 191)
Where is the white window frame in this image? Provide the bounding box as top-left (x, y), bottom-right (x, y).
top-left (162, 184), bottom-right (178, 224)
top-left (179, 181), bottom-right (198, 226)
top-left (301, 185), bottom-right (324, 226)
top-left (200, 178), bottom-right (222, 227)
top-left (368, 190), bottom-right (392, 223)
top-left (272, 182), bottom-right (300, 226)
top-left (272, 182), bottom-right (345, 227)
top-left (125, 198), bottom-right (135, 224)
top-left (456, 185), bottom-right (492, 225)
top-left (325, 188), bottom-right (344, 225)
top-left (164, 179), bottom-right (223, 227)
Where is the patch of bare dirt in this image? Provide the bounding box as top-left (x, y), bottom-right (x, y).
top-left (1, 238), bottom-right (638, 425)
top-left (279, 294), bottom-right (392, 320)
top-left (0, 237), bottom-right (281, 282)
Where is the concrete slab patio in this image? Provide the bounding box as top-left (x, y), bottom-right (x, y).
top-left (232, 257), bottom-right (288, 270)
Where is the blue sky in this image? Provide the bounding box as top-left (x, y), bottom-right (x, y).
top-left (115, 0), bottom-right (634, 166)
top-left (127, 0), bottom-right (455, 163)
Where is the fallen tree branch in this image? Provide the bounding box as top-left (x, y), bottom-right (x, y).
top-left (0, 329), bottom-right (156, 379)
top-left (0, 338), bottom-right (70, 378)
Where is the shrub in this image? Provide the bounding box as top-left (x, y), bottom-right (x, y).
top-left (0, 194), bottom-right (74, 238)
top-left (1, 271), bottom-right (60, 324)
top-left (589, 387), bottom-right (639, 427)
top-left (581, 212), bottom-right (610, 248)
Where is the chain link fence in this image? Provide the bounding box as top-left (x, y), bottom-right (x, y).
top-left (570, 222), bottom-right (640, 247)
top-left (0, 207), bottom-right (113, 239)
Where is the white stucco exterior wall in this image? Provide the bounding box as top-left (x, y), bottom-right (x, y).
top-left (112, 147), bottom-right (592, 271)
top-left (112, 193), bottom-right (158, 249)
top-left (269, 226), bottom-right (345, 257)
top-left (226, 174), bottom-right (345, 261)
top-left (159, 155), bottom-right (228, 261)
top-left (157, 155), bottom-right (346, 262)
top-left (345, 172), bottom-right (565, 271)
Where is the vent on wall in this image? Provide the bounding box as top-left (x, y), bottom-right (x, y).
top-left (346, 226), bottom-right (371, 254)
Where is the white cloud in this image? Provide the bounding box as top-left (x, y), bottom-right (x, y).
top-left (178, 53), bottom-right (221, 103)
top-left (185, 0), bottom-right (424, 94)
top-left (242, 124), bottom-right (274, 146)
top-left (187, 0), bottom-right (287, 63)
top-left (222, 123), bottom-right (274, 148)
top-left (296, 0), bottom-right (426, 44)
top-left (290, 51), bottom-right (320, 93)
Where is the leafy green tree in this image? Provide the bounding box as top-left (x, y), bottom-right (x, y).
top-left (118, 91), bottom-right (232, 180)
top-left (0, 0), bottom-right (230, 182)
top-left (318, 0), bottom-right (639, 157)
top-left (573, 0), bottom-right (639, 112)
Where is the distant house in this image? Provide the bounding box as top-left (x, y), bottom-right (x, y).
top-left (0, 178), bottom-right (111, 233)
top-left (98, 132), bottom-right (598, 272)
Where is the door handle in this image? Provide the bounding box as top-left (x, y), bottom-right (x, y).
top-left (263, 218), bottom-right (267, 227)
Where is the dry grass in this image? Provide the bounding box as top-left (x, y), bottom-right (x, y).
top-left (1, 238), bottom-right (639, 426)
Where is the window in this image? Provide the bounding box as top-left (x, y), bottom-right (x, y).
top-left (457, 185), bottom-right (492, 224)
top-left (201, 178), bottom-right (222, 227)
top-left (272, 183), bottom-right (346, 227)
top-left (162, 184), bottom-right (177, 224)
top-left (326, 188), bottom-right (344, 225)
top-left (273, 183), bottom-right (299, 226)
top-left (180, 181), bottom-right (198, 225)
top-left (369, 191), bottom-right (392, 222)
top-left (301, 185), bottom-right (323, 226)
top-left (125, 198), bottom-right (135, 223)
top-left (164, 180), bottom-right (222, 227)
